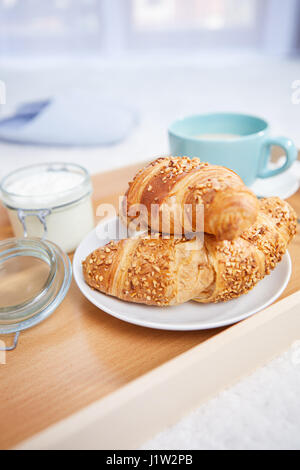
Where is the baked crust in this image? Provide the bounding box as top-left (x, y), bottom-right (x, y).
top-left (83, 197), bottom-right (297, 306)
top-left (121, 156), bottom-right (259, 240)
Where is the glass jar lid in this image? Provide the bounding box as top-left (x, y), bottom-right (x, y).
top-left (0, 237), bottom-right (72, 347)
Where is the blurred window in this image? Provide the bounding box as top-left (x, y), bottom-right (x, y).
top-left (0, 0), bottom-right (103, 56)
top-left (132, 0), bottom-right (258, 31)
top-left (126, 0), bottom-right (265, 50)
top-left (0, 0), bottom-right (299, 58)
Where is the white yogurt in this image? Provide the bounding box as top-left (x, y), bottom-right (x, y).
top-left (1, 163), bottom-right (94, 253)
top-left (8, 171), bottom-right (85, 199)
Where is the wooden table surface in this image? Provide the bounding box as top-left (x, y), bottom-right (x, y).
top-left (1, 161), bottom-right (299, 449)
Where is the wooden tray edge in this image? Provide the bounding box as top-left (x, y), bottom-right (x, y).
top-left (14, 290), bottom-right (300, 450)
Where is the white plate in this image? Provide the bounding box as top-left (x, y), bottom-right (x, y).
top-left (250, 159), bottom-right (300, 199)
top-left (73, 217), bottom-right (292, 331)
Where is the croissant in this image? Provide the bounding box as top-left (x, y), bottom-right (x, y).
top-left (83, 197), bottom-right (296, 306)
top-left (121, 156), bottom-right (259, 240)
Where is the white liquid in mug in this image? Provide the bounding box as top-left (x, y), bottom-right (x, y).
top-left (194, 133), bottom-right (240, 140)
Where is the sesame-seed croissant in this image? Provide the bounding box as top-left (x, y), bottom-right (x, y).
top-left (121, 156), bottom-right (259, 241)
top-left (83, 197), bottom-right (296, 306)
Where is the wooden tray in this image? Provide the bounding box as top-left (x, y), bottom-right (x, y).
top-left (1, 161), bottom-right (300, 450)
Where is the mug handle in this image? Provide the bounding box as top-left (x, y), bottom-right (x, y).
top-left (258, 136), bottom-right (297, 178)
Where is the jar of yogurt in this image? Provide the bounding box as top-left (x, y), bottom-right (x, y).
top-left (0, 162), bottom-right (94, 253)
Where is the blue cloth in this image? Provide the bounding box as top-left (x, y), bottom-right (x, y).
top-left (0, 90), bottom-right (138, 146)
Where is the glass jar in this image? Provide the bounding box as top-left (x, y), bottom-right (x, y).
top-left (0, 162), bottom-right (95, 253)
top-left (0, 162), bottom-right (95, 350)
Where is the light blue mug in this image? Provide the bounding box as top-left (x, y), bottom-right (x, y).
top-left (168, 113), bottom-right (297, 186)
